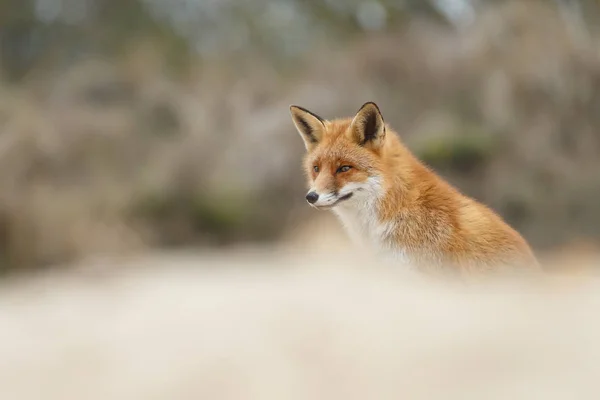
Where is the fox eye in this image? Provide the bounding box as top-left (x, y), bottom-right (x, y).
top-left (337, 165), bottom-right (352, 173)
top-left (313, 166), bottom-right (319, 173)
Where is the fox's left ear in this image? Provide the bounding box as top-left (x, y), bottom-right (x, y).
top-left (349, 102), bottom-right (386, 149)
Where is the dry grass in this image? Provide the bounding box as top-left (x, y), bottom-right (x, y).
top-left (0, 247), bottom-right (599, 400)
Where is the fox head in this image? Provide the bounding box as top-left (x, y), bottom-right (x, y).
top-left (289, 102), bottom-right (387, 209)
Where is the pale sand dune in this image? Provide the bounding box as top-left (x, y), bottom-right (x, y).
top-left (0, 248), bottom-right (600, 400)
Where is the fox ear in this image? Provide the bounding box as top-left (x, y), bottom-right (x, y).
top-left (289, 105), bottom-right (326, 151)
top-left (349, 102), bottom-right (386, 149)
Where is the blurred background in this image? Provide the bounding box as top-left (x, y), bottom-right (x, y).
top-left (1, 0), bottom-right (600, 274)
top-left (4, 2), bottom-right (600, 398)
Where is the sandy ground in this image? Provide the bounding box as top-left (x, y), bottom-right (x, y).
top-left (1, 242), bottom-right (600, 400)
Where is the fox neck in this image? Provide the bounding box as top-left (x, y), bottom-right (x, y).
top-left (331, 139), bottom-right (424, 265)
top-left (332, 190), bottom-right (383, 247)
top-left (331, 173), bottom-right (409, 262)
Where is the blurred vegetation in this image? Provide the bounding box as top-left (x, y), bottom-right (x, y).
top-left (1, 0), bottom-right (600, 273)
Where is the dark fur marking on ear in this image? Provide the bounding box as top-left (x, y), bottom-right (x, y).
top-left (362, 111), bottom-right (379, 144)
top-left (360, 112), bottom-right (385, 146)
top-left (297, 117), bottom-right (318, 143)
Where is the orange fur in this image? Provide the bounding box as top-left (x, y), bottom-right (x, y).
top-left (289, 102), bottom-right (539, 274)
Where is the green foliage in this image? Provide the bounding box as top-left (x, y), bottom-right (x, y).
top-left (415, 127), bottom-right (497, 173)
top-left (133, 189), bottom-right (255, 246)
top-left (0, 0), bottom-right (192, 81)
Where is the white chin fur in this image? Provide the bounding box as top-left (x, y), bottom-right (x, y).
top-left (311, 193), bottom-right (339, 208)
top-left (310, 177), bottom-right (383, 209)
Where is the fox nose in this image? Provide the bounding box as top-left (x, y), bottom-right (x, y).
top-left (305, 192), bottom-right (319, 204)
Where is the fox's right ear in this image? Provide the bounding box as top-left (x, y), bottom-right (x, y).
top-left (289, 105), bottom-right (326, 151)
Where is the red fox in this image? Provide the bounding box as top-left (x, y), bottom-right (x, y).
top-left (289, 102), bottom-right (539, 273)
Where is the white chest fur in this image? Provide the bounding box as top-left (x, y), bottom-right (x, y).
top-left (333, 203), bottom-right (411, 266)
top-left (333, 204), bottom-right (379, 247)
top-left (329, 176), bottom-right (412, 267)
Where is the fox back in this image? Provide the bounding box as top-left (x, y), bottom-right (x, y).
top-left (289, 102), bottom-right (539, 274)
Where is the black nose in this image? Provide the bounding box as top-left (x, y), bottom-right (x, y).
top-left (305, 192), bottom-right (319, 204)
